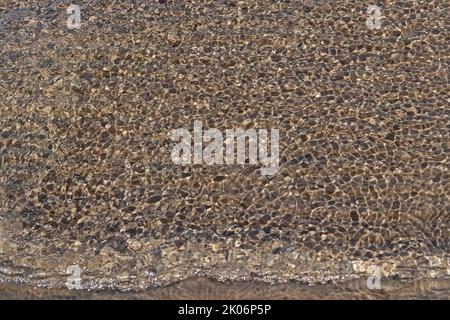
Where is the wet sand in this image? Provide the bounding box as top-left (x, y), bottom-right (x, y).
top-left (1, 277), bottom-right (450, 300)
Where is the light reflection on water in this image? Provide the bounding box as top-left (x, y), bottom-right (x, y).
top-left (1, 277), bottom-right (449, 299)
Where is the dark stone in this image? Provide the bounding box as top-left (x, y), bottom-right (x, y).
top-left (148, 195), bottom-right (162, 203)
top-left (111, 235), bottom-right (128, 252)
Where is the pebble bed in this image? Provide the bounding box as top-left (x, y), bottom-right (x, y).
top-left (0, 0), bottom-right (449, 294)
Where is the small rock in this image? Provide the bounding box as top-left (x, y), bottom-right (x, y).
top-left (111, 235), bottom-right (128, 252)
top-left (148, 195), bottom-right (162, 203)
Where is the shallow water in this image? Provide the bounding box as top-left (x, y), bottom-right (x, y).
top-left (0, 0), bottom-right (449, 298)
top-left (1, 277), bottom-right (450, 300)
